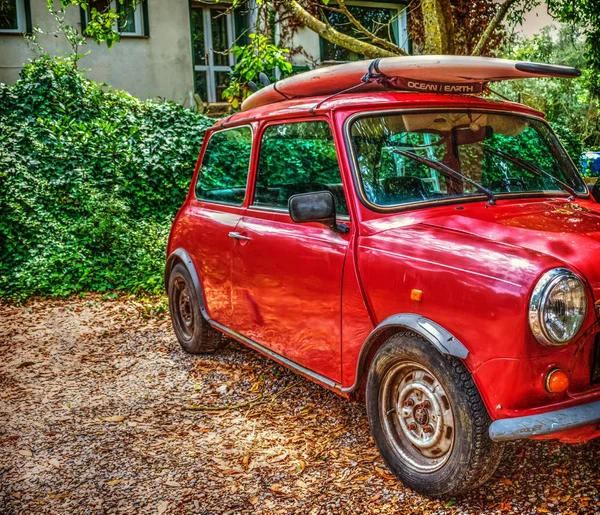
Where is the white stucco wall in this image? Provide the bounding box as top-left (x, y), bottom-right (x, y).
top-left (0, 0), bottom-right (195, 104)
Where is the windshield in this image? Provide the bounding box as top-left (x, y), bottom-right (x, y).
top-left (348, 111), bottom-right (587, 209)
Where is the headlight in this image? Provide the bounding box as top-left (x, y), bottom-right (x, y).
top-left (529, 268), bottom-right (587, 346)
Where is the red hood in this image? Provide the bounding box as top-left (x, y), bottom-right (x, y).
top-left (422, 198), bottom-right (600, 297)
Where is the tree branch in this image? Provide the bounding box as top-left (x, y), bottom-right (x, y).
top-left (285, 0), bottom-right (398, 59)
top-left (337, 0), bottom-right (408, 56)
top-left (472, 0), bottom-right (520, 56)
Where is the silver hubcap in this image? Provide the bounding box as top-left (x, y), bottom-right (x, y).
top-left (380, 361), bottom-right (455, 473)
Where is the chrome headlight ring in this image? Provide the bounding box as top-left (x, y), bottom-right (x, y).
top-left (529, 268), bottom-right (588, 347)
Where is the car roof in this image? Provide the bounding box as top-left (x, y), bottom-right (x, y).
top-left (214, 91), bottom-right (545, 129)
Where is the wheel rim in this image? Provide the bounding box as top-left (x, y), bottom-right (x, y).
top-left (173, 277), bottom-right (194, 340)
top-left (379, 361), bottom-right (455, 473)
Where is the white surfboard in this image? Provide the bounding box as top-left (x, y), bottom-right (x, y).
top-left (241, 55), bottom-right (580, 112)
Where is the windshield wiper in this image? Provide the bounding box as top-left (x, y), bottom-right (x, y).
top-left (483, 146), bottom-right (578, 201)
top-left (392, 149), bottom-right (497, 205)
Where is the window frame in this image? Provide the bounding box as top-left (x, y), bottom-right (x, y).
top-left (0, 0), bottom-right (32, 34)
top-left (319, 0), bottom-right (409, 64)
top-left (250, 117), bottom-right (350, 219)
top-left (194, 124), bottom-right (254, 207)
top-left (343, 107), bottom-right (590, 214)
top-left (80, 0), bottom-right (149, 38)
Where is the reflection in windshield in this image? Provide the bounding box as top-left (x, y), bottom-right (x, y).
top-left (349, 111), bottom-right (586, 208)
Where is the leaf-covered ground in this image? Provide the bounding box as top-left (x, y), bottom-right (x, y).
top-left (1, 296), bottom-right (599, 514)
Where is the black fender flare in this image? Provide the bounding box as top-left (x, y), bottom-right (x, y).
top-left (165, 248), bottom-right (209, 321)
top-left (342, 314), bottom-right (469, 393)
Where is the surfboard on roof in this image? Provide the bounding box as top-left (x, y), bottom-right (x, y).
top-left (240, 55), bottom-right (580, 112)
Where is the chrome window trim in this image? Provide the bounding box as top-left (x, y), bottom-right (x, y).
top-left (342, 107), bottom-right (590, 214)
top-left (528, 267), bottom-right (588, 347)
top-left (193, 124), bottom-right (254, 207)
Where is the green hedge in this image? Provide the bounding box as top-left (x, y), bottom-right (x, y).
top-left (0, 55), bottom-right (213, 301)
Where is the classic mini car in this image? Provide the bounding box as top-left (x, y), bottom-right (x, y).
top-left (166, 56), bottom-right (600, 497)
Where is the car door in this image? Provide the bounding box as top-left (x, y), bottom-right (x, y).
top-left (230, 119), bottom-right (351, 383)
top-left (185, 125), bottom-right (253, 328)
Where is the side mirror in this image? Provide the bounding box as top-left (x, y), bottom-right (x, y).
top-left (590, 181), bottom-right (600, 203)
top-left (288, 191), bottom-right (349, 234)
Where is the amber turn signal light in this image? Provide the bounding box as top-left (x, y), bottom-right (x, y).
top-left (411, 289), bottom-right (423, 302)
top-left (545, 368), bottom-right (569, 393)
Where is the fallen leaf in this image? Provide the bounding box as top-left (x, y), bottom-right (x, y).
top-left (499, 478), bottom-right (513, 486)
top-left (445, 500), bottom-right (457, 507)
top-left (106, 479), bottom-right (124, 486)
top-left (374, 466), bottom-right (394, 480)
top-left (16, 361), bottom-right (36, 369)
top-left (249, 496), bottom-right (259, 505)
top-left (18, 449), bottom-right (32, 457)
top-left (157, 501), bottom-right (169, 515)
top-left (270, 483), bottom-right (289, 495)
top-left (103, 416), bottom-right (125, 423)
top-left (369, 492), bottom-right (381, 502)
top-left (49, 458), bottom-right (60, 468)
top-left (164, 480), bottom-right (181, 488)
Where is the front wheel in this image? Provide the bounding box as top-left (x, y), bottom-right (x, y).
top-left (366, 332), bottom-right (503, 498)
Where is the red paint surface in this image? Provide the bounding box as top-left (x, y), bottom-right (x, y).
top-left (168, 91), bottom-right (600, 442)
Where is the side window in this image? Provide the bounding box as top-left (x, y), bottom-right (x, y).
top-left (195, 126), bottom-right (253, 205)
top-left (254, 121), bottom-right (348, 215)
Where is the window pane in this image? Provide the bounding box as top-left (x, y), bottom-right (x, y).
top-left (190, 8), bottom-right (206, 66)
top-left (196, 127), bottom-right (252, 205)
top-left (0, 0), bottom-right (18, 30)
top-left (211, 9), bottom-right (229, 67)
top-left (254, 122), bottom-right (348, 215)
top-left (117, 0), bottom-right (137, 33)
top-left (322, 6), bottom-right (396, 62)
top-left (194, 71), bottom-right (208, 103)
top-left (88, 0), bottom-right (111, 13)
top-left (215, 71), bottom-right (229, 102)
top-left (349, 112), bottom-right (586, 208)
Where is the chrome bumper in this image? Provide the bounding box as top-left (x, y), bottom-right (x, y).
top-left (489, 400), bottom-right (600, 442)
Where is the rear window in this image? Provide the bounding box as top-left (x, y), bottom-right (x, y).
top-left (195, 126), bottom-right (253, 205)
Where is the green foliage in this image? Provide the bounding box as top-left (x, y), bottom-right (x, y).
top-left (547, 0), bottom-right (600, 99)
top-left (222, 34), bottom-right (293, 109)
top-left (497, 26), bottom-right (599, 151)
top-left (53, 0), bottom-right (139, 48)
top-left (0, 54), bottom-right (213, 301)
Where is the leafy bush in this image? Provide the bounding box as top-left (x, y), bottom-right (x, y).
top-left (0, 54), bottom-right (213, 301)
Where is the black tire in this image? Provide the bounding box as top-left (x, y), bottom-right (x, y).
top-left (366, 331), bottom-right (503, 498)
top-left (167, 263), bottom-right (225, 354)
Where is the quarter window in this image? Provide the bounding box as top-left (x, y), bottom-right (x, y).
top-left (0, 0), bottom-right (30, 33)
top-left (196, 126), bottom-right (253, 205)
top-left (254, 121), bottom-right (348, 215)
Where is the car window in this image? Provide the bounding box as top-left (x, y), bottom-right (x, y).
top-left (196, 126), bottom-right (252, 205)
top-left (253, 121), bottom-right (348, 215)
top-left (349, 111), bottom-right (586, 208)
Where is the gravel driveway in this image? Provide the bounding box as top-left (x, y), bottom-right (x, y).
top-left (1, 295), bottom-right (599, 514)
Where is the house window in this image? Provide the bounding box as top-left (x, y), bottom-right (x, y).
top-left (190, 5), bottom-right (235, 103)
top-left (320, 1), bottom-right (408, 62)
top-left (0, 0), bottom-right (31, 34)
top-left (81, 0), bottom-right (148, 37)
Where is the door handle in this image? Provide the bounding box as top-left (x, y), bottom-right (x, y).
top-left (228, 231), bottom-right (251, 241)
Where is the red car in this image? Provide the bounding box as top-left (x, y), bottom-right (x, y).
top-left (166, 57), bottom-right (600, 497)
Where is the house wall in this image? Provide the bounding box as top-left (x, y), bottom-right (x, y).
top-left (0, 0), bottom-right (195, 105)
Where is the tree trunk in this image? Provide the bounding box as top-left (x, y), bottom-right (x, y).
top-left (420, 0), bottom-right (455, 54)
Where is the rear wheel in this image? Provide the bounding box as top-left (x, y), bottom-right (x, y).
top-left (366, 332), bottom-right (503, 497)
top-left (168, 263), bottom-right (225, 354)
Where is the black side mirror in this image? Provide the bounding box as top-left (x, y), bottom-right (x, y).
top-left (288, 191), bottom-right (349, 234)
top-left (589, 182), bottom-right (600, 203)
